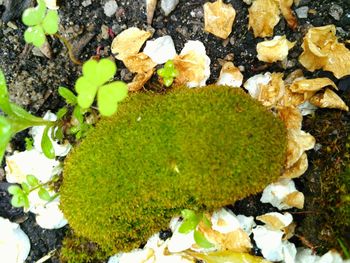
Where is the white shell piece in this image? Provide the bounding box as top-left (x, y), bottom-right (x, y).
top-left (34, 198), bottom-right (68, 229)
top-left (211, 208), bottom-right (241, 234)
top-left (167, 218), bottom-right (195, 253)
top-left (244, 72), bottom-right (272, 99)
top-left (30, 112), bottom-right (71, 157)
top-left (0, 217), bottom-right (31, 263)
top-left (5, 149), bottom-right (61, 184)
top-left (236, 214), bottom-right (256, 235)
top-left (143, 36), bottom-right (177, 64)
top-left (161, 0), bottom-right (179, 16)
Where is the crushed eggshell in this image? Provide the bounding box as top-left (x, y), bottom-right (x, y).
top-left (279, 0), bottom-right (298, 30)
top-left (211, 208), bottom-right (241, 234)
top-left (30, 112), bottom-right (71, 157)
top-left (256, 212), bottom-right (293, 231)
top-left (299, 25), bottom-right (350, 79)
top-left (0, 217), bottom-right (31, 263)
top-left (203, 0), bottom-right (236, 39)
top-left (258, 73), bottom-right (285, 107)
top-left (5, 149), bottom-right (61, 184)
top-left (289, 77), bottom-right (337, 100)
top-left (277, 106), bottom-right (302, 130)
top-left (111, 27), bottom-right (151, 61)
top-left (248, 0), bottom-right (280, 37)
top-left (295, 248), bottom-right (350, 263)
top-left (310, 88), bottom-right (349, 111)
top-left (236, 215), bottom-right (256, 236)
top-left (216, 62), bottom-right (243, 87)
top-left (286, 128), bottom-right (315, 168)
top-left (298, 101), bottom-right (318, 116)
top-left (281, 152), bottom-right (308, 179)
top-left (257, 35), bottom-right (295, 63)
top-left (244, 72), bottom-right (272, 99)
top-left (167, 218), bottom-right (196, 253)
top-left (143, 35), bottom-right (177, 64)
top-left (128, 69), bottom-right (155, 92)
top-left (261, 178), bottom-right (304, 210)
top-left (122, 53), bottom-right (156, 74)
top-left (45, 0), bottom-right (59, 10)
top-left (173, 40), bottom-right (211, 88)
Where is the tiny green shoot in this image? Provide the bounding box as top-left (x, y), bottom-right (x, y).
top-left (22, 0), bottom-right (59, 47)
top-left (24, 137), bottom-right (34, 150)
top-left (157, 60), bottom-right (179, 87)
top-left (8, 175), bottom-right (57, 209)
top-left (178, 209), bottom-right (214, 248)
top-left (75, 59), bottom-right (128, 116)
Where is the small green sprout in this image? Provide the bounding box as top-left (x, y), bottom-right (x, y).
top-left (24, 137), bottom-right (34, 150)
top-left (0, 69), bottom-right (55, 161)
top-left (157, 60), bottom-right (179, 87)
top-left (8, 175), bottom-right (58, 209)
top-left (178, 209), bottom-right (214, 249)
top-left (75, 59), bottom-right (128, 117)
top-left (22, 0), bottom-right (59, 47)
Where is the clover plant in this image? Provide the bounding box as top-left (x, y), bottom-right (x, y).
top-left (75, 59), bottom-right (128, 117)
top-left (179, 209), bottom-right (214, 249)
top-left (157, 60), bottom-right (179, 87)
top-left (22, 0), bottom-right (59, 47)
top-left (0, 69), bottom-right (55, 161)
top-left (8, 175), bottom-right (58, 208)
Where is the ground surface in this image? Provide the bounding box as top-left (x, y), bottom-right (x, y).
top-left (0, 0), bottom-right (350, 262)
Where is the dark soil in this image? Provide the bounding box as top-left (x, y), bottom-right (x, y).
top-left (0, 0), bottom-right (350, 262)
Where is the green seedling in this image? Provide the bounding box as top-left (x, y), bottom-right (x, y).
top-left (178, 209), bottom-right (214, 249)
top-left (75, 59), bottom-right (128, 117)
top-left (157, 60), bottom-right (179, 87)
top-left (8, 175), bottom-right (58, 209)
top-left (0, 69), bottom-right (55, 161)
top-left (22, 0), bottom-right (59, 47)
top-left (24, 137), bottom-right (34, 151)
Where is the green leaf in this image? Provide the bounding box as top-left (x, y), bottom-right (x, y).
top-left (56, 107), bottom-right (68, 120)
top-left (75, 77), bottom-right (98, 109)
top-left (0, 69), bottom-right (12, 114)
top-left (181, 209), bottom-right (197, 220)
top-left (0, 116), bottom-right (12, 161)
top-left (26, 175), bottom-right (39, 187)
top-left (41, 126), bottom-right (55, 159)
top-left (202, 214), bottom-right (212, 228)
top-left (188, 251), bottom-right (271, 263)
top-left (8, 185), bottom-right (22, 195)
top-left (9, 103), bottom-right (49, 125)
top-left (21, 182), bottom-right (30, 194)
top-left (25, 137), bottom-right (34, 151)
top-left (42, 10), bottom-right (59, 35)
top-left (38, 187), bottom-right (51, 201)
top-left (24, 25), bottom-right (46, 47)
top-left (73, 106), bottom-right (84, 124)
top-left (22, 0), bottom-right (46, 26)
top-left (97, 81), bottom-right (128, 116)
top-left (54, 126), bottom-right (64, 141)
top-left (11, 195), bottom-right (24, 208)
top-left (193, 230), bottom-right (214, 249)
top-left (83, 59), bottom-right (117, 86)
top-left (58, 86), bottom-right (77, 105)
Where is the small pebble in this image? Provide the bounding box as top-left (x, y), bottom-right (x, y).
top-left (101, 24), bottom-right (109, 39)
top-left (341, 12), bottom-right (350, 26)
top-left (329, 4), bottom-right (343, 21)
top-left (104, 0), bottom-right (118, 17)
top-left (295, 6), bottom-right (309, 19)
top-left (82, 0), bottom-right (92, 7)
top-left (161, 0), bottom-right (179, 16)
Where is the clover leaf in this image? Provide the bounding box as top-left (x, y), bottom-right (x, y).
top-left (22, 0), bottom-right (59, 47)
top-left (75, 59), bottom-right (128, 117)
top-left (157, 60), bottom-right (179, 87)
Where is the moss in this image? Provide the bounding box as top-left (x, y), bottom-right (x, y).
top-left (60, 85), bottom-right (287, 253)
top-left (60, 230), bottom-right (110, 263)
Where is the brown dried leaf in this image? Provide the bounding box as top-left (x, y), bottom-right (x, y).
top-left (286, 129), bottom-right (315, 168)
top-left (279, 0), bottom-right (298, 30)
top-left (111, 27), bottom-right (151, 61)
top-left (299, 25), bottom-right (350, 78)
top-left (258, 73), bottom-right (285, 107)
top-left (277, 106), bottom-right (302, 130)
top-left (310, 88), bottom-right (349, 111)
top-left (282, 152), bottom-right (308, 179)
top-left (122, 52), bottom-right (156, 74)
top-left (127, 69), bottom-right (154, 92)
top-left (257, 35), bottom-right (295, 63)
top-left (217, 62), bottom-right (243, 87)
top-left (283, 191), bottom-right (305, 209)
top-left (204, 0), bottom-right (236, 39)
top-left (248, 0), bottom-right (280, 38)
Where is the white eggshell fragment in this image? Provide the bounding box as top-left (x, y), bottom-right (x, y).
top-left (244, 72), bottom-right (272, 99)
top-left (253, 225), bottom-right (284, 261)
top-left (34, 198), bottom-right (68, 229)
top-left (161, 0), bottom-right (179, 16)
top-left (0, 217), bottom-right (31, 263)
top-left (211, 208), bottom-right (241, 234)
top-left (236, 214), bottom-right (256, 235)
top-left (143, 36), bottom-right (177, 64)
top-left (5, 149), bottom-right (61, 184)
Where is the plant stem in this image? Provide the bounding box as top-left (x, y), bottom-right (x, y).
top-left (54, 33), bottom-right (82, 65)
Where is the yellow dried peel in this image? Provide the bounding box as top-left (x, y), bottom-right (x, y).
top-left (248, 0), bottom-right (280, 37)
top-left (299, 25), bottom-right (350, 78)
top-left (204, 0), bottom-right (236, 39)
top-left (257, 35), bottom-right (295, 63)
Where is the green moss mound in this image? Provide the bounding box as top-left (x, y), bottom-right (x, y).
top-left (60, 85), bottom-right (287, 253)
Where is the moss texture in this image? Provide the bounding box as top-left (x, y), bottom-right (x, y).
top-left (60, 85), bottom-right (287, 253)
